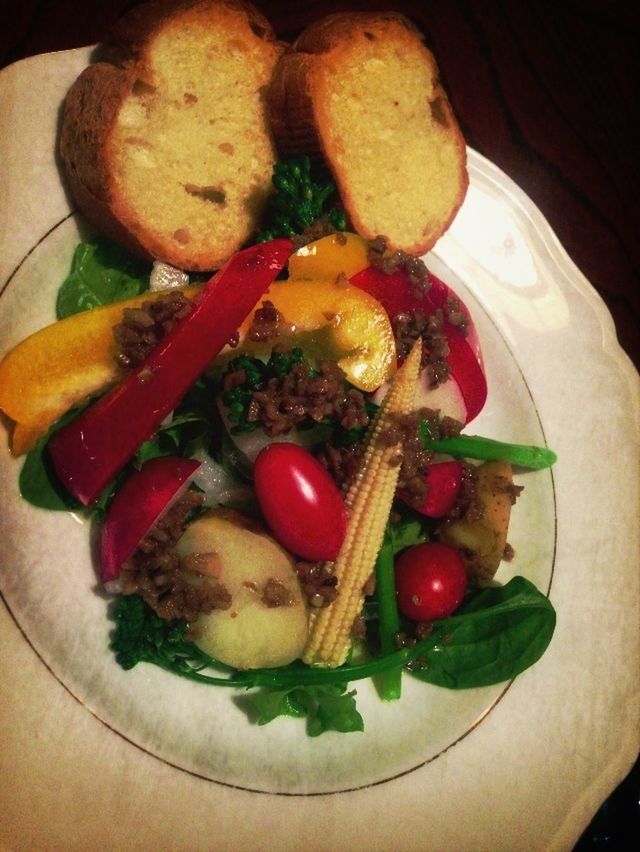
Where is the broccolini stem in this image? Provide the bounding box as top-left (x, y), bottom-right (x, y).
top-left (423, 431), bottom-right (557, 469)
top-left (151, 659), bottom-right (247, 687)
top-left (236, 639), bottom-right (431, 688)
top-left (373, 533), bottom-right (403, 700)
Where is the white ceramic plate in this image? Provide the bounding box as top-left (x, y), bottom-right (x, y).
top-left (0, 48), bottom-right (638, 850)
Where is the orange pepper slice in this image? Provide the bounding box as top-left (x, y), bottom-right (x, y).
top-left (0, 287), bottom-right (201, 454)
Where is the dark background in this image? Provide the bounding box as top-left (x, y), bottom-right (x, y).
top-left (0, 1), bottom-right (638, 845)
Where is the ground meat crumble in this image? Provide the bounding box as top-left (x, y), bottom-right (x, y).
top-left (113, 291), bottom-right (194, 369)
top-left (381, 408), bottom-right (464, 507)
top-left (317, 442), bottom-right (366, 492)
top-left (319, 406), bottom-right (464, 502)
top-left (295, 561), bottom-right (338, 608)
top-left (118, 491), bottom-right (231, 622)
top-left (367, 236), bottom-right (469, 387)
top-left (246, 300), bottom-right (295, 342)
top-left (261, 578), bottom-right (296, 608)
top-left (230, 349), bottom-right (370, 438)
top-left (367, 235), bottom-right (430, 297)
top-left (440, 462), bottom-right (482, 525)
top-left (291, 214), bottom-right (346, 251)
top-left (393, 309), bottom-right (452, 387)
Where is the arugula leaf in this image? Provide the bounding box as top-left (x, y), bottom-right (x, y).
top-left (239, 687), bottom-right (307, 724)
top-left (243, 685), bottom-right (364, 736)
top-left (56, 239), bottom-right (150, 319)
top-left (133, 413), bottom-right (209, 468)
top-left (408, 576), bottom-right (556, 689)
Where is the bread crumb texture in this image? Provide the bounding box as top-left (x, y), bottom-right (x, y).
top-left (62, 1), bottom-right (281, 270)
top-left (288, 14), bottom-right (468, 255)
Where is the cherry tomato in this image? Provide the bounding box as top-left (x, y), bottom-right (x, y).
top-left (253, 443), bottom-right (347, 561)
top-left (394, 542), bottom-right (467, 621)
top-left (399, 460), bottom-right (463, 518)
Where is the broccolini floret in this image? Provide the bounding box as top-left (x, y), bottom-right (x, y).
top-left (111, 594), bottom-right (211, 674)
top-left (256, 156), bottom-right (347, 241)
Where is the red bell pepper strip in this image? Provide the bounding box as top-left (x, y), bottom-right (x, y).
top-left (49, 239), bottom-right (293, 505)
top-left (100, 455), bottom-right (200, 583)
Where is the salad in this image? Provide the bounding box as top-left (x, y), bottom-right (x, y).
top-left (0, 157), bottom-right (556, 737)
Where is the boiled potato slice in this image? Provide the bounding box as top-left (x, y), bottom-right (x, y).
top-left (439, 461), bottom-right (517, 586)
top-left (175, 508), bottom-right (308, 669)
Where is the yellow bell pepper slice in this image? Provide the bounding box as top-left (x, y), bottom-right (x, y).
top-left (0, 287), bottom-right (201, 454)
top-left (287, 232), bottom-right (370, 281)
top-left (229, 233), bottom-right (394, 391)
top-left (240, 276), bottom-right (395, 391)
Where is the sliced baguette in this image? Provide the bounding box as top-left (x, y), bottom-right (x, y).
top-left (60, 0), bottom-right (282, 271)
top-left (268, 12), bottom-right (468, 255)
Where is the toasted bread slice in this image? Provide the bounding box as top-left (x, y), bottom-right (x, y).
top-left (60, 0), bottom-right (282, 271)
top-left (268, 12), bottom-right (468, 255)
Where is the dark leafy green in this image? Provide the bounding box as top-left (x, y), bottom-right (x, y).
top-left (133, 412), bottom-right (209, 467)
top-left (56, 239), bottom-right (150, 319)
top-left (18, 405), bottom-right (90, 511)
top-left (110, 578), bottom-right (555, 735)
top-left (111, 595), bottom-right (237, 683)
top-left (256, 156), bottom-right (347, 241)
top-left (241, 685), bottom-right (363, 736)
top-left (19, 431), bottom-right (80, 511)
top-left (219, 348), bottom-right (313, 434)
top-left (408, 576), bottom-right (556, 689)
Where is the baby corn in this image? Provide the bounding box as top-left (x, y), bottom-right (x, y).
top-left (303, 340), bottom-right (422, 668)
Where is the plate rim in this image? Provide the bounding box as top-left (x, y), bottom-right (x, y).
top-left (0, 44), bottom-right (638, 850)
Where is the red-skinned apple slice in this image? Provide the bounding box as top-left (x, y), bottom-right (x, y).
top-left (399, 460), bottom-right (463, 517)
top-left (372, 367), bottom-right (467, 423)
top-left (100, 455), bottom-right (200, 583)
top-left (49, 239), bottom-right (293, 505)
top-left (414, 368), bottom-right (467, 423)
top-left (349, 266), bottom-right (487, 423)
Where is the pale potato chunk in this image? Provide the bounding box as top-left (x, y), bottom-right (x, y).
top-left (439, 461), bottom-right (517, 586)
top-left (175, 509), bottom-right (309, 669)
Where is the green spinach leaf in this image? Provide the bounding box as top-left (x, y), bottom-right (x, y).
top-left (409, 576), bottom-right (556, 689)
top-left (18, 406), bottom-right (89, 511)
top-left (56, 239), bottom-right (150, 319)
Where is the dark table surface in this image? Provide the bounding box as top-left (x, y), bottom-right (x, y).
top-left (1, 0), bottom-right (638, 845)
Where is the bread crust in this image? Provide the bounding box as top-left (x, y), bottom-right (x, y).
top-left (268, 12), bottom-right (468, 256)
top-left (60, 62), bottom-right (158, 260)
top-left (100, 0), bottom-right (278, 67)
top-left (59, 0), bottom-right (282, 271)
